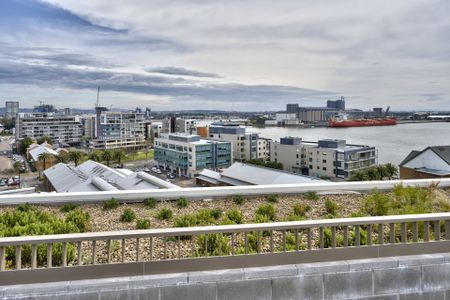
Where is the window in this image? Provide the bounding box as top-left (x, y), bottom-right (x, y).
top-left (309, 165), bottom-right (313, 169)
top-left (322, 159), bottom-right (327, 163)
top-left (317, 166), bottom-right (320, 170)
top-left (309, 158), bottom-right (312, 162)
top-left (323, 167), bottom-right (327, 171)
top-left (296, 154), bottom-right (299, 158)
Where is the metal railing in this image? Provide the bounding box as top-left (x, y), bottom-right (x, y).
top-left (1, 212), bottom-right (450, 285)
top-left (0, 178), bottom-right (449, 205)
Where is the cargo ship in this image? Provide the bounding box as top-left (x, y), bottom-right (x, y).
top-left (329, 118), bottom-right (397, 127)
top-left (329, 107), bottom-right (397, 127)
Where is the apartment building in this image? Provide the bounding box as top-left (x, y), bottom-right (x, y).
top-left (208, 123), bottom-right (258, 161)
top-left (154, 133), bottom-right (232, 177)
top-left (15, 112), bottom-right (83, 145)
top-left (162, 117), bottom-right (196, 134)
top-left (257, 137), bottom-right (271, 161)
top-left (270, 137), bottom-right (377, 180)
top-left (85, 108), bottom-right (146, 150)
top-left (5, 101), bottom-right (19, 119)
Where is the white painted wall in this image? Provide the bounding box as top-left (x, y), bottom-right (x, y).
top-left (403, 149), bottom-right (450, 171)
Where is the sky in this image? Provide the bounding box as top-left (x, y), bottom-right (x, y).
top-left (0, 0), bottom-right (449, 111)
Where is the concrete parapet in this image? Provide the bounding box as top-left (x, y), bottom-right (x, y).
top-left (4, 253), bottom-right (450, 299)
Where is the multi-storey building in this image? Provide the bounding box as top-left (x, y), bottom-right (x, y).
top-left (208, 123), bottom-right (258, 161)
top-left (15, 112), bottom-right (83, 145)
top-left (162, 117), bottom-right (196, 134)
top-left (257, 137), bottom-right (271, 161)
top-left (326, 97), bottom-right (346, 111)
top-left (5, 101), bottom-right (19, 119)
top-left (154, 133), bottom-right (232, 177)
top-left (85, 108), bottom-right (146, 150)
top-left (270, 137), bottom-right (377, 180)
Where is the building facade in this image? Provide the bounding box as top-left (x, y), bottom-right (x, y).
top-left (5, 101), bottom-right (19, 119)
top-left (208, 123), bottom-right (258, 161)
top-left (154, 133), bottom-right (232, 177)
top-left (326, 97), bottom-right (346, 111)
top-left (399, 146), bottom-right (450, 179)
top-left (270, 137), bottom-right (377, 180)
top-left (86, 108), bottom-right (146, 150)
top-left (15, 112), bottom-right (83, 145)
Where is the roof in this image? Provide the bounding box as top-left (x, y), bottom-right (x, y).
top-left (44, 160), bottom-right (179, 193)
top-left (415, 168), bottom-right (450, 176)
top-left (197, 163), bottom-right (322, 186)
top-left (29, 145), bottom-right (59, 162)
top-left (400, 146), bottom-right (450, 167)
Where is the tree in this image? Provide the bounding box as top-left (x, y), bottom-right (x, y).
top-left (55, 154), bottom-right (67, 164)
top-left (37, 136), bottom-right (53, 145)
top-left (101, 150), bottom-right (113, 167)
top-left (38, 152), bottom-right (52, 174)
top-left (88, 150), bottom-right (102, 162)
top-left (113, 149), bottom-right (127, 165)
top-left (19, 137), bottom-right (33, 154)
top-left (385, 163), bottom-right (398, 180)
top-left (68, 151), bottom-right (84, 167)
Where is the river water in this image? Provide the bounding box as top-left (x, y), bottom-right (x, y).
top-left (247, 122), bottom-right (450, 165)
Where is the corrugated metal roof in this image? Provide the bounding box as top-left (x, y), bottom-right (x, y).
top-left (29, 145), bottom-right (58, 162)
top-left (43, 163), bottom-right (84, 192)
top-left (221, 163), bottom-right (321, 185)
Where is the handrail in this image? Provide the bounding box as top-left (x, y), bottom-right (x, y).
top-left (1, 212), bottom-right (450, 246)
top-left (0, 178), bottom-right (448, 205)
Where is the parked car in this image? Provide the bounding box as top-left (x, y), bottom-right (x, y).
top-left (166, 173), bottom-right (176, 179)
top-left (154, 169), bottom-right (162, 174)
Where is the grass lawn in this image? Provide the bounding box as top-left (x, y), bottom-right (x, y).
top-left (123, 149), bottom-right (154, 162)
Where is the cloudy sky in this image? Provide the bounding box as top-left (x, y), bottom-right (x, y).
top-left (0, 0), bottom-right (449, 111)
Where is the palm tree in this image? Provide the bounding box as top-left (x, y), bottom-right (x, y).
top-left (113, 149), bottom-right (126, 165)
top-left (88, 150), bottom-right (102, 162)
top-left (101, 150), bottom-right (113, 167)
top-left (385, 163), bottom-right (398, 180)
top-left (38, 152), bottom-right (52, 177)
top-left (68, 151), bottom-right (84, 167)
top-left (376, 165), bottom-right (388, 180)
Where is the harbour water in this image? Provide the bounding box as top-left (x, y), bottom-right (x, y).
top-left (247, 122), bottom-right (450, 165)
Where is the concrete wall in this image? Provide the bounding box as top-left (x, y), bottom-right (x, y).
top-left (3, 253), bottom-right (450, 299)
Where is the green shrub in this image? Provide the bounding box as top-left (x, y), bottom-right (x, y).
top-left (196, 234), bottom-right (230, 256)
top-left (255, 204), bottom-right (276, 221)
top-left (157, 208), bottom-right (173, 220)
top-left (177, 197), bottom-right (188, 208)
top-left (195, 209), bottom-right (215, 225)
top-left (120, 208), bottom-right (136, 222)
top-left (232, 195), bottom-right (245, 205)
top-left (65, 209), bottom-right (91, 232)
top-left (305, 191), bottom-right (319, 200)
top-left (143, 198), bottom-right (157, 209)
top-left (362, 190), bottom-right (390, 216)
top-left (210, 208), bottom-right (222, 220)
top-left (103, 198), bottom-right (120, 210)
top-left (265, 194), bottom-right (278, 203)
top-left (136, 219), bottom-right (151, 229)
top-left (174, 214), bottom-right (198, 227)
top-left (60, 203), bottom-right (79, 213)
top-left (226, 209), bottom-right (243, 224)
top-left (292, 203), bottom-right (311, 217)
top-left (325, 198), bottom-right (339, 216)
top-left (174, 209), bottom-right (217, 228)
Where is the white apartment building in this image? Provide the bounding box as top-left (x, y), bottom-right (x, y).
top-left (257, 138), bottom-right (271, 161)
top-left (85, 108), bottom-right (146, 150)
top-left (208, 123), bottom-right (258, 161)
top-left (270, 137), bottom-right (377, 180)
top-left (15, 112), bottom-right (83, 145)
top-left (154, 133), bottom-right (232, 177)
top-left (162, 117), bottom-right (196, 134)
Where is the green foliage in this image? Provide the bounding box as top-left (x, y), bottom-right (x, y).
top-left (120, 208), bottom-right (136, 222)
top-left (143, 198), bottom-right (157, 209)
top-left (225, 209), bottom-right (243, 224)
top-left (19, 137), bottom-right (33, 154)
top-left (292, 203), bottom-right (311, 217)
top-left (350, 163), bottom-right (398, 181)
top-left (0, 205), bottom-right (90, 268)
top-left (65, 209), bottom-right (91, 232)
top-left (37, 136), bottom-right (53, 145)
top-left (136, 219), bottom-right (151, 229)
top-left (305, 191), bottom-right (319, 200)
top-left (156, 208), bottom-right (173, 220)
top-left (174, 209), bottom-right (218, 228)
top-left (176, 197), bottom-right (188, 208)
top-left (60, 203), bottom-right (79, 213)
top-left (210, 208), bottom-right (223, 220)
top-left (362, 190), bottom-right (390, 216)
top-left (196, 234), bottom-right (230, 256)
top-left (232, 195), bottom-right (245, 205)
top-left (265, 194), bottom-right (278, 203)
top-left (103, 198), bottom-right (120, 210)
top-left (325, 198), bottom-right (340, 216)
top-left (255, 204), bottom-right (276, 221)
top-left (244, 158), bottom-right (283, 170)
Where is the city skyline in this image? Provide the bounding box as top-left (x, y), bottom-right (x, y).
top-left (0, 0), bottom-right (449, 111)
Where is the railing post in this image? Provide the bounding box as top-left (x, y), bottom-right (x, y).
top-left (355, 226), bottom-right (360, 246)
top-left (31, 244), bottom-right (37, 269)
top-left (445, 220), bottom-right (450, 240)
top-left (378, 224), bottom-right (384, 245)
top-left (319, 227), bottom-right (324, 249)
top-left (412, 222), bottom-right (419, 242)
top-left (106, 240), bottom-right (112, 263)
top-left (0, 246), bottom-right (5, 271)
top-left (47, 243), bottom-right (52, 268)
top-left (92, 240), bottom-right (97, 264)
top-left (400, 223), bottom-right (407, 243)
top-left (434, 221), bottom-right (441, 241)
top-left (367, 224), bottom-right (372, 246)
top-left (389, 223), bottom-right (395, 244)
top-left (77, 241), bottom-right (82, 266)
top-left (343, 226), bottom-right (348, 247)
top-left (62, 242), bottom-right (67, 267)
top-left (424, 221), bottom-right (430, 241)
top-left (307, 228), bottom-right (312, 250)
top-left (15, 246), bottom-right (21, 270)
top-left (331, 227), bottom-right (336, 248)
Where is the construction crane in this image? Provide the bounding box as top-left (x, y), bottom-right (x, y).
top-left (95, 86), bottom-right (100, 108)
top-left (384, 106), bottom-right (390, 117)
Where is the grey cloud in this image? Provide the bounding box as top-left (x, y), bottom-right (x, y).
top-left (421, 93), bottom-right (444, 102)
top-left (0, 61), bottom-right (335, 105)
top-left (145, 66), bottom-right (220, 78)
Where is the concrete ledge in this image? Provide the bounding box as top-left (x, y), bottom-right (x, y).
top-left (3, 253), bottom-right (450, 299)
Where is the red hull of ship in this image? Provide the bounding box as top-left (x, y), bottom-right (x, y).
top-left (328, 118), bottom-right (397, 127)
